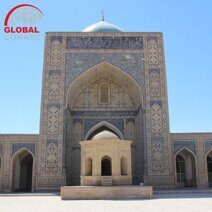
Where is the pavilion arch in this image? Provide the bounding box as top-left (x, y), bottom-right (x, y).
top-left (101, 155), bottom-right (112, 176)
top-left (66, 61), bottom-right (144, 109)
top-left (206, 149), bottom-right (212, 187)
top-left (85, 121), bottom-right (123, 140)
top-left (84, 157), bottom-right (92, 176)
top-left (10, 148), bottom-right (35, 192)
top-left (120, 156), bottom-right (128, 175)
top-left (174, 147), bottom-right (197, 187)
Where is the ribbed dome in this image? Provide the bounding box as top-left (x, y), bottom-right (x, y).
top-left (83, 20), bottom-right (122, 32)
top-left (91, 130), bottom-right (119, 140)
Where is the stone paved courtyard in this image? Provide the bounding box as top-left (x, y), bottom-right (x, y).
top-left (0, 193), bottom-right (212, 212)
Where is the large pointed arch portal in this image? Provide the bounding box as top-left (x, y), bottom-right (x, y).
top-left (66, 62), bottom-right (144, 186)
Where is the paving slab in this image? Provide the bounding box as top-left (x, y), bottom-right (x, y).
top-left (0, 193), bottom-right (212, 212)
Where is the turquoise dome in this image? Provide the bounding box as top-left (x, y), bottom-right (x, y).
top-left (83, 20), bottom-right (122, 32)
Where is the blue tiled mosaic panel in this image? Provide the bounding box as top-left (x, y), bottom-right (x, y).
top-left (205, 141), bottom-right (212, 153)
top-left (12, 143), bottom-right (35, 155)
top-left (70, 110), bottom-right (138, 117)
top-left (66, 36), bottom-right (143, 49)
top-left (174, 140), bottom-right (196, 155)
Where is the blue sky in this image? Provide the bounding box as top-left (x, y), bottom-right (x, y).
top-left (0, 0), bottom-right (211, 134)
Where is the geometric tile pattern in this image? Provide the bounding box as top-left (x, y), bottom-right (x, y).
top-left (36, 176), bottom-right (65, 188)
top-left (144, 175), bottom-right (174, 186)
top-left (12, 143), bottom-right (35, 155)
top-left (73, 81), bottom-right (134, 109)
top-left (50, 40), bottom-right (62, 66)
top-left (149, 70), bottom-right (161, 97)
top-left (45, 140), bottom-right (58, 173)
top-left (66, 36), bottom-right (143, 49)
top-left (174, 140), bottom-right (196, 155)
top-left (47, 106), bottom-right (59, 135)
top-left (148, 39), bottom-right (159, 64)
top-left (65, 53), bottom-right (144, 89)
top-left (70, 111), bottom-right (138, 117)
top-left (144, 34), bottom-right (171, 179)
top-left (148, 137), bottom-right (169, 175)
top-left (204, 140), bottom-right (212, 153)
top-left (151, 103), bottom-right (162, 132)
top-left (48, 71), bottom-right (61, 101)
top-left (73, 121), bottom-right (83, 143)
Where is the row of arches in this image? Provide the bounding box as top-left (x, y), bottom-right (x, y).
top-left (84, 156), bottom-right (128, 176)
top-left (175, 148), bottom-right (212, 187)
top-left (0, 147), bottom-right (212, 191)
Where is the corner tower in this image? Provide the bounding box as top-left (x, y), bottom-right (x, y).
top-left (36, 20), bottom-right (174, 190)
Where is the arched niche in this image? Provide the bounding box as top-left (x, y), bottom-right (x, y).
top-left (175, 148), bottom-right (196, 187)
top-left (66, 62), bottom-right (143, 109)
top-left (206, 150), bottom-right (212, 187)
top-left (84, 158), bottom-right (92, 176)
top-left (101, 156), bottom-right (112, 176)
top-left (121, 156), bottom-right (128, 175)
top-left (99, 82), bottom-right (110, 104)
top-left (12, 149), bottom-right (34, 192)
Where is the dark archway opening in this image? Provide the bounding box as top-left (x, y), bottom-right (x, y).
top-left (101, 156), bottom-right (112, 176)
top-left (175, 149), bottom-right (196, 187)
top-left (88, 125), bottom-right (120, 140)
top-left (13, 150), bottom-right (33, 192)
top-left (19, 154), bottom-right (33, 191)
top-left (176, 155), bottom-right (185, 185)
top-left (207, 151), bottom-right (212, 187)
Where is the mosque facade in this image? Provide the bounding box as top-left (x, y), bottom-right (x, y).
top-left (0, 20), bottom-right (211, 192)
